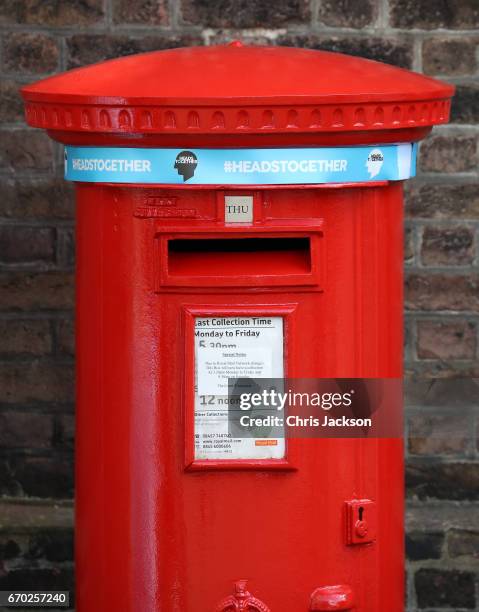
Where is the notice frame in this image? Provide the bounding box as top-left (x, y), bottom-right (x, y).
top-left (182, 304), bottom-right (298, 471)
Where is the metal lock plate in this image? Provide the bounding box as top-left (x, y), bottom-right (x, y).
top-left (345, 499), bottom-right (377, 545)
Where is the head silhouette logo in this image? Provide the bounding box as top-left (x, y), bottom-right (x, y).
top-left (366, 148), bottom-right (384, 178)
top-left (174, 151), bottom-right (198, 181)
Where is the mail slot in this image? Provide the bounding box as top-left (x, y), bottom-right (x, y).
top-left (167, 237), bottom-right (312, 275)
top-left (160, 233), bottom-right (321, 287)
top-left (21, 43), bottom-right (454, 612)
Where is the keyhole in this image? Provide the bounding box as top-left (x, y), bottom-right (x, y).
top-left (358, 506), bottom-right (364, 521)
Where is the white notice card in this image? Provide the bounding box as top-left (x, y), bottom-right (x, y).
top-left (197, 347), bottom-right (272, 396)
top-left (194, 316), bottom-right (284, 460)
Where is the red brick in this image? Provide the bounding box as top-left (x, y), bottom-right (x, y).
top-left (414, 568), bottom-right (475, 608)
top-left (0, 412), bottom-right (52, 448)
top-left (417, 320), bottom-right (477, 359)
top-left (448, 529), bottom-right (479, 559)
top-left (421, 226), bottom-right (475, 265)
top-left (0, 130), bottom-right (54, 173)
top-left (28, 529), bottom-right (73, 561)
top-left (0, 320), bottom-right (52, 355)
top-left (0, 226), bottom-right (55, 264)
top-left (390, 0), bottom-right (479, 29)
top-left (180, 0), bottom-right (310, 27)
top-left (318, 0), bottom-right (376, 28)
top-left (407, 462), bottom-right (479, 500)
top-left (423, 38), bottom-right (478, 76)
top-left (404, 378), bottom-right (479, 407)
top-left (54, 414), bottom-right (74, 450)
top-left (0, 362), bottom-right (74, 404)
top-left (405, 273), bottom-right (479, 311)
top-left (451, 84), bottom-right (479, 124)
top-left (3, 33), bottom-right (59, 74)
top-left (405, 182), bottom-right (479, 220)
top-left (0, 273), bottom-right (74, 311)
top-left (408, 413), bottom-right (471, 455)
top-left (1, 180), bottom-right (74, 220)
top-left (405, 227), bottom-right (415, 263)
top-left (57, 319), bottom-right (74, 356)
top-left (0, 81), bottom-right (24, 124)
top-left (0, 456), bottom-right (74, 498)
top-left (0, 0), bottom-right (105, 26)
top-left (406, 531), bottom-right (444, 560)
top-left (56, 229), bottom-right (75, 268)
top-left (419, 135), bottom-right (477, 173)
top-left (0, 535), bottom-right (25, 559)
top-left (113, 0), bottom-right (169, 24)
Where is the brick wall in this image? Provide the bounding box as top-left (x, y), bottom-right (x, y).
top-left (0, 0), bottom-right (478, 610)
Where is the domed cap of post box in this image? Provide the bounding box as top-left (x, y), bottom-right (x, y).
top-left (21, 44), bottom-right (454, 141)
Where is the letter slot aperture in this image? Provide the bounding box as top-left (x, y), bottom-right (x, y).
top-left (161, 234), bottom-right (322, 287)
top-left (169, 236), bottom-right (311, 275)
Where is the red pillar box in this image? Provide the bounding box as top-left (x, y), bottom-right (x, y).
top-left (22, 45), bottom-right (453, 612)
